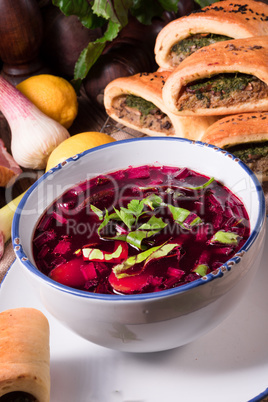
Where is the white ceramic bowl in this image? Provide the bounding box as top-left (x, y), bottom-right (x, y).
top-left (12, 138), bottom-right (266, 353)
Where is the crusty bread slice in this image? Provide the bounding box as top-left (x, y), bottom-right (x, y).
top-left (201, 112), bottom-right (268, 148)
top-left (155, 0), bottom-right (268, 70)
top-left (162, 37), bottom-right (268, 116)
top-left (0, 308), bottom-right (50, 402)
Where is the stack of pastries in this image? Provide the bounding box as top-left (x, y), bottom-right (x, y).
top-left (104, 0), bottom-right (268, 181)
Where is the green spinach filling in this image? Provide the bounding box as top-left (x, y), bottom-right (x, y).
top-left (171, 34), bottom-right (231, 58)
top-left (125, 95), bottom-right (157, 116)
top-left (121, 94), bottom-right (173, 133)
top-left (187, 73), bottom-right (256, 100)
top-left (178, 72), bottom-right (268, 111)
top-left (228, 142), bottom-right (268, 162)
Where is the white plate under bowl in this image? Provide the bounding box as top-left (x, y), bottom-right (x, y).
top-left (1, 220), bottom-right (268, 402)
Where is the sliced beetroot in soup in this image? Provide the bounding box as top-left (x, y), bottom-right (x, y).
top-left (33, 165), bottom-right (250, 295)
top-left (49, 257), bottom-right (87, 287)
top-left (109, 269), bottom-right (153, 294)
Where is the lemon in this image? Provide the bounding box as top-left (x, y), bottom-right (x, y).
top-left (16, 74), bottom-right (78, 129)
top-left (46, 131), bottom-right (115, 172)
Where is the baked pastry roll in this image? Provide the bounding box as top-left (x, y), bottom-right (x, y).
top-left (201, 112), bottom-right (268, 180)
top-left (0, 308), bottom-right (50, 402)
top-left (162, 37), bottom-right (268, 116)
top-left (155, 0), bottom-right (268, 70)
top-left (104, 71), bottom-right (217, 139)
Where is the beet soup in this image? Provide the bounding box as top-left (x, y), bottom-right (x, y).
top-left (32, 165), bottom-right (250, 295)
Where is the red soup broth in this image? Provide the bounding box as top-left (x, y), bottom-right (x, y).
top-left (32, 165), bottom-right (250, 295)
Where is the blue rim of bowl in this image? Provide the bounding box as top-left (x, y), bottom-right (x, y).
top-left (12, 137), bottom-right (266, 301)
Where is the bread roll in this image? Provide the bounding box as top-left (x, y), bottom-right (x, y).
top-left (104, 71), bottom-right (218, 140)
top-left (202, 112), bottom-right (268, 148)
top-left (0, 308), bottom-right (50, 402)
top-left (201, 112), bottom-right (268, 181)
top-left (162, 37), bottom-right (268, 116)
top-left (155, 0), bottom-right (268, 70)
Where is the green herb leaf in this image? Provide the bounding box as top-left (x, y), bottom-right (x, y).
top-left (52, 0), bottom-right (104, 29)
top-left (126, 199), bottom-right (145, 217)
top-left (74, 18), bottom-right (122, 81)
top-left (144, 243), bottom-right (180, 267)
top-left (165, 188), bottom-right (185, 200)
top-left (92, 0), bottom-right (132, 26)
top-left (193, 264), bottom-right (209, 276)
top-left (114, 207), bottom-right (135, 230)
top-left (97, 210), bottom-right (126, 240)
top-left (113, 243), bottom-right (162, 277)
top-left (90, 204), bottom-right (103, 220)
top-left (74, 41), bottom-right (106, 80)
top-left (168, 204), bottom-right (202, 228)
top-left (82, 241), bottom-right (127, 262)
top-left (125, 95), bottom-right (157, 116)
top-left (143, 194), bottom-right (164, 209)
top-left (168, 205), bottom-right (190, 224)
top-left (126, 216), bottom-right (167, 249)
top-left (190, 216), bottom-right (203, 226)
top-left (126, 230), bottom-right (151, 250)
top-left (185, 177), bottom-right (215, 190)
top-left (158, 0), bottom-right (180, 12)
top-left (97, 209), bottom-right (110, 236)
top-left (138, 215), bottom-right (167, 231)
top-left (210, 231), bottom-right (240, 245)
top-left (113, 242), bottom-right (179, 278)
top-left (130, 0), bottom-right (165, 24)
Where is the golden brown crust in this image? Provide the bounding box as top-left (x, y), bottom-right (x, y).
top-left (0, 308), bottom-right (50, 402)
top-left (201, 112), bottom-right (268, 148)
top-left (104, 71), bottom-right (171, 115)
top-left (155, 0), bottom-right (268, 69)
top-left (162, 36), bottom-right (268, 116)
top-left (104, 71), bottom-right (218, 139)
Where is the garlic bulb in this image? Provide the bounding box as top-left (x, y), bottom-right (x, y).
top-left (0, 76), bottom-right (70, 169)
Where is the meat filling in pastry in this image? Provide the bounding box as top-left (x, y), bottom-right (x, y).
top-left (162, 37), bottom-right (268, 116)
top-left (177, 73), bottom-right (268, 112)
top-left (112, 94), bottom-right (174, 135)
top-left (104, 71), bottom-right (218, 138)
